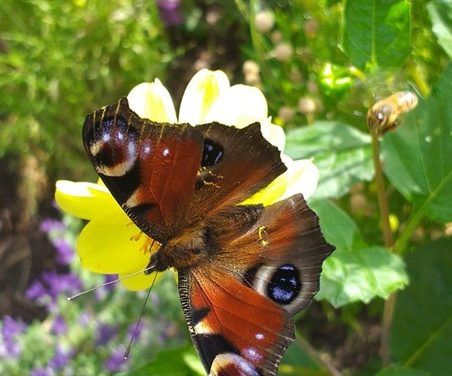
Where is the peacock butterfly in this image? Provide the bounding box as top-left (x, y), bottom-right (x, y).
top-left (82, 97), bottom-right (334, 375)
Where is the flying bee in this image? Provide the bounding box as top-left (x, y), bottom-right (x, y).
top-left (367, 91), bottom-right (418, 134)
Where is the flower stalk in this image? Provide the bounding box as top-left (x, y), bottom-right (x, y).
top-left (369, 123), bottom-right (395, 367)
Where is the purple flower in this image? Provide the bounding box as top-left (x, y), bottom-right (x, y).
top-left (40, 218), bottom-right (64, 234)
top-left (25, 280), bottom-right (47, 301)
top-left (51, 315), bottom-right (67, 336)
top-left (157, 0), bottom-right (183, 26)
top-left (48, 346), bottom-right (72, 370)
top-left (104, 274), bottom-right (118, 291)
top-left (26, 272), bottom-right (83, 308)
top-left (96, 323), bottom-right (117, 346)
top-left (53, 238), bottom-right (73, 265)
top-left (41, 271), bottom-right (83, 299)
top-left (1, 316), bottom-right (26, 358)
top-left (78, 312), bottom-right (92, 326)
top-left (105, 348), bottom-right (128, 372)
top-left (30, 367), bottom-right (54, 376)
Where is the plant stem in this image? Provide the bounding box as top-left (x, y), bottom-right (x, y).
top-left (295, 330), bottom-right (342, 376)
top-left (370, 128), bottom-right (396, 366)
top-left (371, 130), bottom-right (393, 248)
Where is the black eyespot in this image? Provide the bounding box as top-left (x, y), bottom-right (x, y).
top-left (267, 264), bottom-right (301, 305)
top-left (201, 139), bottom-right (223, 167)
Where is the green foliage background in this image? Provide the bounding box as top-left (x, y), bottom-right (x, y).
top-left (0, 0), bottom-right (450, 375)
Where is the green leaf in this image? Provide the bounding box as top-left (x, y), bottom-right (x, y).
top-left (125, 346), bottom-right (202, 376)
top-left (312, 200), bottom-right (408, 307)
top-left (318, 246), bottom-right (408, 307)
top-left (342, 0), bottom-right (411, 68)
top-left (310, 197), bottom-right (365, 252)
top-left (285, 121), bottom-right (374, 199)
top-left (427, 0), bottom-right (452, 58)
top-left (382, 64), bottom-right (452, 223)
top-left (375, 366), bottom-right (430, 375)
top-left (391, 238), bottom-right (452, 374)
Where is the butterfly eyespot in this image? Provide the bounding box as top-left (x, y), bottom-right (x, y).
top-left (266, 264), bottom-right (301, 305)
top-left (202, 139), bottom-right (224, 167)
top-left (90, 116), bottom-right (138, 177)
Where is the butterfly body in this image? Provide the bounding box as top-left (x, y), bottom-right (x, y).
top-left (83, 97), bottom-right (334, 375)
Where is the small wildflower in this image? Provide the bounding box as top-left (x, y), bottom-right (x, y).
top-left (30, 367), bottom-right (54, 376)
top-left (157, 0), bottom-right (183, 26)
top-left (52, 315), bottom-right (68, 336)
top-left (48, 346), bottom-right (73, 370)
top-left (96, 323), bottom-right (118, 346)
top-left (53, 238), bottom-right (74, 266)
top-left (40, 218), bottom-right (64, 234)
top-left (105, 348), bottom-right (128, 372)
top-left (1, 316), bottom-right (26, 358)
top-left (254, 10), bottom-right (274, 33)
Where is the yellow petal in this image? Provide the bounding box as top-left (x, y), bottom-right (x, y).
top-left (260, 117), bottom-right (286, 151)
top-left (280, 157), bottom-right (320, 200)
top-left (179, 69), bottom-right (230, 125)
top-left (55, 180), bottom-right (120, 220)
top-left (77, 212), bottom-right (151, 274)
top-left (127, 79), bottom-right (177, 123)
top-left (206, 84), bottom-right (268, 128)
top-left (119, 271), bottom-right (162, 291)
top-left (241, 173), bottom-right (288, 206)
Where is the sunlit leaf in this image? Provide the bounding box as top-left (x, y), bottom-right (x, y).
top-left (125, 345), bottom-right (201, 376)
top-left (382, 64), bottom-right (452, 223)
top-left (312, 200), bottom-right (408, 307)
top-left (342, 0), bottom-right (411, 68)
top-left (375, 366), bottom-right (430, 376)
top-left (285, 121), bottom-right (374, 199)
top-left (391, 238), bottom-right (452, 374)
top-left (427, 0), bottom-right (452, 58)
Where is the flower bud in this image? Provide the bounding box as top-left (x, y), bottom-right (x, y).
top-left (304, 19), bottom-right (318, 37)
top-left (271, 30), bottom-right (283, 44)
top-left (298, 96), bottom-right (316, 114)
top-left (243, 60), bottom-right (260, 76)
top-left (273, 43), bottom-right (293, 62)
top-left (278, 106), bottom-right (295, 122)
top-left (254, 10), bottom-right (274, 33)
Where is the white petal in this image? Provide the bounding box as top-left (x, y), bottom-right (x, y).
top-left (260, 117), bottom-right (286, 151)
top-left (127, 79), bottom-right (177, 123)
top-left (281, 158), bottom-right (319, 200)
top-left (206, 84), bottom-right (268, 128)
top-left (179, 69), bottom-right (230, 125)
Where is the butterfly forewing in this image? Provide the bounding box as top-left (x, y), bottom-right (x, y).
top-left (82, 97), bottom-right (204, 242)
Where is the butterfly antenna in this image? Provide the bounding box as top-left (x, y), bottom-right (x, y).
top-left (67, 263), bottom-right (157, 301)
top-left (124, 271), bottom-right (159, 359)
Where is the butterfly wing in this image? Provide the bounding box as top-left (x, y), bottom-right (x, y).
top-left (83, 98), bottom-right (287, 242)
top-left (82, 97), bottom-right (204, 242)
top-left (179, 194), bottom-right (334, 375)
top-left (189, 122), bottom-right (286, 219)
top-left (179, 268), bottom-right (294, 376)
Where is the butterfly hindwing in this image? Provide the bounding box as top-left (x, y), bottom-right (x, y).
top-left (218, 194), bottom-right (335, 315)
top-left (179, 268), bottom-right (294, 376)
top-left (179, 194), bottom-right (334, 375)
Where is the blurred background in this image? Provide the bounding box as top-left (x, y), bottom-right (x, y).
top-left (0, 0), bottom-right (451, 375)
